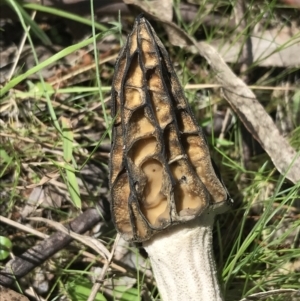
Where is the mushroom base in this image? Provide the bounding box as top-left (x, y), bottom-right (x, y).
top-left (143, 212), bottom-right (224, 301)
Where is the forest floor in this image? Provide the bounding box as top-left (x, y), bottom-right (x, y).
top-left (0, 1), bottom-right (300, 300)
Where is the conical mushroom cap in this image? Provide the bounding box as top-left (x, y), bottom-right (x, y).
top-left (109, 16), bottom-right (231, 242)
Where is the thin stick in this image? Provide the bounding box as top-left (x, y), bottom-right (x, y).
top-left (87, 234), bottom-right (121, 301)
top-left (185, 83), bottom-right (298, 91)
top-left (0, 216), bottom-right (47, 239)
top-left (239, 289), bottom-right (300, 301)
top-left (0, 206), bottom-right (108, 287)
top-left (7, 10), bottom-right (37, 81)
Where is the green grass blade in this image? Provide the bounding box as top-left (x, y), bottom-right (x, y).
top-left (65, 167), bottom-right (81, 209)
top-left (4, 0), bottom-right (51, 45)
top-left (0, 35), bottom-right (99, 97)
top-left (61, 117), bottom-right (73, 163)
top-left (23, 3), bottom-right (108, 32)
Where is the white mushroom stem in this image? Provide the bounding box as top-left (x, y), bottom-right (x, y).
top-left (143, 212), bottom-right (224, 301)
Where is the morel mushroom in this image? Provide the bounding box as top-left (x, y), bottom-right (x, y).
top-left (109, 15), bottom-right (232, 301)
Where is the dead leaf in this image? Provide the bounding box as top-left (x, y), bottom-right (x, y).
top-left (123, 0), bottom-right (189, 46)
top-left (124, 0), bottom-right (172, 21)
top-left (197, 41), bottom-right (300, 184)
top-left (0, 287), bottom-right (29, 301)
top-left (212, 26), bottom-right (300, 67)
top-left (21, 183), bottom-right (63, 219)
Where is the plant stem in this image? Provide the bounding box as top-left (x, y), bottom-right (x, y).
top-left (143, 212), bottom-right (223, 301)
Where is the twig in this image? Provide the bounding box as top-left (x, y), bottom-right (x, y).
top-left (217, 108), bottom-right (232, 148)
top-left (233, 0), bottom-right (253, 169)
top-left (239, 289), bottom-right (300, 300)
top-left (185, 84), bottom-right (299, 91)
top-left (0, 216), bottom-right (47, 240)
top-left (87, 233), bottom-right (121, 301)
top-left (0, 214), bottom-right (129, 275)
top-left (27, 217), bottom-right (110, 259)
top-left (0, 205), bottom-right (109, 287)
top-left (47, 54), bottom-right (118, 87)
top-left (233, 0), bottom-right (253, 79)
top-left (7, 10), bottom-right (37, 81)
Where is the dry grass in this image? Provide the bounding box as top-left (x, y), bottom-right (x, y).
top-left (0, 1), bottom-right (299, 300)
